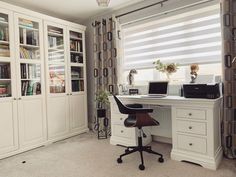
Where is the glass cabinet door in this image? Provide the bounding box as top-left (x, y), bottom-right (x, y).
top-left (0, 13), bottom-right (10, 58)
top-left (47, 25), bottom-right (66, 94)
top-left (0, 62), bottom-right (11, 97)
top-left (0, 11), bottom-right (13, 98)
top-left (16, 14), bottom-right (43, 97)
top-left (69, 30), bottom-right (84, 93)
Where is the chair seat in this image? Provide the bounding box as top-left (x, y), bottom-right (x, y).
top-left (124, 115), bottom-right (159, 127)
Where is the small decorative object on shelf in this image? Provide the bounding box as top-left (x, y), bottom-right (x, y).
top-left (127, 69), bottom-right (137, 86)
top-left (95, 90), bottom-right (110, 139)
top-left (153, 59), bottom-right (179, 80)
top-left (190, 64), bottom-right (199, 83)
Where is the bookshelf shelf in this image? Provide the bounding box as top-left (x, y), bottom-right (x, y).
top-left (0, 40), bottom-right (9, 45)
top-left (70, 51), bottom-right (82, 54)
top-left (20, 44), bottom-right (40, 49)
top-left (48, 32), bottom-right (63, 37)
top-left (19, 25), bottom-right (39, 31)
top-left (0, 20), bottom-right (8, 26)
top-left (48, 48), bottom-right (64, 52)
top-left (70, 37), bottom-right (82, 40)
top-left (21, 78), bottom-right (40, 81)
top-left (0, 79), bottom-right (11, 81)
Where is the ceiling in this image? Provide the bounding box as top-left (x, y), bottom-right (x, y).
top-left (1, 0), bottom-right (145, 23)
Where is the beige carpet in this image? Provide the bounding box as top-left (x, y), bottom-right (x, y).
top-left (0, 132), bottom-right (235, 177)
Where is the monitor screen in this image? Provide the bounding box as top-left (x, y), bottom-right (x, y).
top-left (148, 82), bottom-right (168, 95)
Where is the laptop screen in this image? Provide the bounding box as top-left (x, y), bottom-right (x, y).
top-left (148, 82), bottom-right (168, 95)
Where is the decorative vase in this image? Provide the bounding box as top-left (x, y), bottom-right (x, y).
top-left (166, 72), bottom-right (171, 81)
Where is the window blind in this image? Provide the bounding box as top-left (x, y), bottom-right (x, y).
top-left (122, 1), bottom-right (221, 71)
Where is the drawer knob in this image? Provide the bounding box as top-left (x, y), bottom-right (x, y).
top-left (189, 143), bottom-right (193, 146)
top-left (121, 130), bottom-right (124, 133)
top-left (120, 118), bottom-right (123, 120)
top-left (188, 113), bottom-right (192, 116)
top-left (188, 126), bottom-right (192, 130)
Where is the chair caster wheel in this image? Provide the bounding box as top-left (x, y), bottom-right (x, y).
top-left (158, 157), bottom-right (164, 163)
top-left (125, 149), bottom-right (129, 153)
top-left (117, 158), bottom-right (122, 163)
top-left (139, 164), bottom-right (145, 170)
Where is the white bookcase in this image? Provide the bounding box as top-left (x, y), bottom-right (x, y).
top-left (0, 8), bottom-right (18, 155)
top-left (0, 1), bottom-right (88, 159)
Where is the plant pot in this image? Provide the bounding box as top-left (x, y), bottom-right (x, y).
top-left (97, 108), bottom-right (106, 118)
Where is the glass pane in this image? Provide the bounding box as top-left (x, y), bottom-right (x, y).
top-left (49, 64), bottom-right (65, 93)
top-left (0, 62), bottom-right (11, 97)
top-left (70, 31), bottom-right (83, 64)
top-left (20, 63), bottom-right (41, 96)
top-left (19, 18), bottom-right (40, 60)
top-left (48, 26), bottom-right (64, 62)
top-left (71, 66), bottom-right (84, 92)
top-left (0, 13), bottom-right (10, 57)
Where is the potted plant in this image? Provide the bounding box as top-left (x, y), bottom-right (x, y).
top-left (95, 90), bottom-right (110, 139)
top-left (96, 90), bottom-right (110, 109)
top-left (153, 59), bottom-right (179, 80)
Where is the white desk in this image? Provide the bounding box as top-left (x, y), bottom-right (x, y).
top-left (109, 95), bottom-right (223, 170)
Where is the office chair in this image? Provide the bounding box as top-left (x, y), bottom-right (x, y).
top-left (113, 95), bottom-right (164, 170)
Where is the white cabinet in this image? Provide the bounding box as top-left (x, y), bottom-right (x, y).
top-left (109, 96), bottom-right (222, 170)
top-left (44, 21), bottom-right (70, 141)
top-left (67, 28), bottom-right (87, 134)
top-left (0, 1), bottom-right (87, 159)
top-left (0, 9), bottom-right (18, 155)
top-left (44, 23), bottom-right (88, 142)
top-left (69, 94), bottom-right (87, 132)
top-left (0, 100), bottom-right (18, 155)
top-left (14, 13), bottom-right (47, 148)
top-left (171, 104), bottom-right (223, 170)
top-left (109, 98), bottom-right (152, 147)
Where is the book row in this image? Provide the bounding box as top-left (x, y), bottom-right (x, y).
top-left (20, 63), bottom-right (40, 79)
top-left (21, 80), bottom-right (41, 96)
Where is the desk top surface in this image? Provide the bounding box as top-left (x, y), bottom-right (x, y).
top-left (110, 95), bottom-right (222, 106)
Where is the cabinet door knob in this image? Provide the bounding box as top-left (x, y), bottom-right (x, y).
top-left (121, 130), bottom-right (124, 133)
top-left (66, 93), bottom-right (69, 96)
top-left (13, 98), bottom-right (17, 100)
top-left (188, 113), bottom-right (192, 116)
top-left (189, 143), bottom-right (193, 146)
top-left (70, 93), bottom-right (72, 95)
top-left (120, 118), bottom-right (123, 120)
top-left (18, 98), bottom-right (21, 100)
top-left (188, 126), bottom-right (192, 129)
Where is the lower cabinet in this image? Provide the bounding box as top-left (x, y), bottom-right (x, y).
top-left (0, 99), bottom-right (18, 155)
top-left (47, 94), bottom-right (88, 142)
top-left (69, 94), bottom-right (87, 133)
top-left (47, 96), bottom-right (70, 140)
top-left (18, 98), bottom-right (47, 148)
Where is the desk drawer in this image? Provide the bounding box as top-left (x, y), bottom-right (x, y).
top-left (111, 114), bottom-right (127, 124)
top-left (176, 120), bottom-right (206, 135)
top-left (177, 134), bottom-right (207, 154)
top-left (113, 125), bottom-right (133, 138)
top-left (176, 108), bottom-right (206, 120)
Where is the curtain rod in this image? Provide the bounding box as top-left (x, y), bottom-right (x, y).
top-left (115, 0), bottom-right (168, 19)
top-left (121, 0), bottom-right (216, 26)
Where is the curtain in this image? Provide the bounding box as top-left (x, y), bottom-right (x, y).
top-left (92, 16), bottom-right (121, 133)
top-left (221, 0), bottom-right (236, 158)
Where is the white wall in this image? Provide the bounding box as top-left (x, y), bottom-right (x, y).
top-left (84, 0), bottom-right (205, 128)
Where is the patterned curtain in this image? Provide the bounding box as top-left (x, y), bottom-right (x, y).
top-left (92, 16), bottom-right (121, 133)
top-left (221, 0), bottom-right (236, 159)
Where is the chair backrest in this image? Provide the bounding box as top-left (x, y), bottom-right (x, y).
top-left (113, 95), bottom-right (131, 115)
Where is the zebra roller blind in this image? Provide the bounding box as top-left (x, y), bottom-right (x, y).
top-left (122, 0), bottom-right (221, 71)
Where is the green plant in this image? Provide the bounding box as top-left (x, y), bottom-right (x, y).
top-left (153, 59), bottom-right (179, 74)
top-left (95, 90), bottom-right (110, 107)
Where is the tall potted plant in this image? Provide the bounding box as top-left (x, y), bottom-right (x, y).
top-left (95, 90), bottom-right (110, 139)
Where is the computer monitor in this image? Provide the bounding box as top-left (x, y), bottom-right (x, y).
top-left (148, 81), bottom-right (168, 95)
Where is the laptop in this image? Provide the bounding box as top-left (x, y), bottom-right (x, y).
top-left (141, 81), bottom-right (168, 98)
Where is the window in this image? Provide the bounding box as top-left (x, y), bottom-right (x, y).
top-left (121, 1), bottom-right (221, 84)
